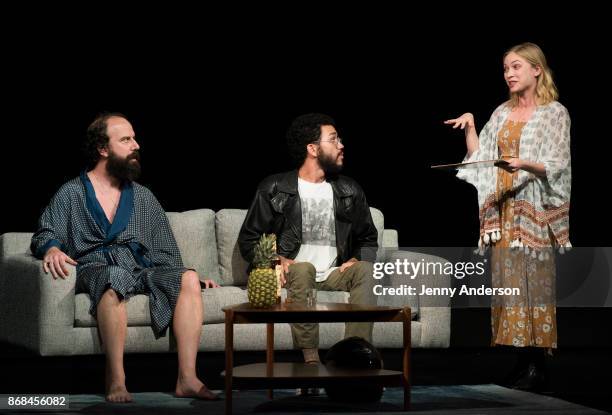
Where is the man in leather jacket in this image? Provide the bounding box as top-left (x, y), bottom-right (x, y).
top-left (238, 113), bottom-right (377, 364)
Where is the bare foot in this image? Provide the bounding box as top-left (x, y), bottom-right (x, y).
top-left (106, 383), bottom-right (133, 403)
top-left (175, 377), bottom-right (219, 400)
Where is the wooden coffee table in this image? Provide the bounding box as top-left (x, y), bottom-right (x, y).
top-left (221, 302), bottom-right (411, 414)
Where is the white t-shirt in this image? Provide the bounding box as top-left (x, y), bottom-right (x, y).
top-left (294, 178), bottom-right (338, 282)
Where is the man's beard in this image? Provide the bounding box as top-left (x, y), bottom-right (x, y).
top-left (106, 150), bottom-right (141, 182)
top-left (317, 150), bottom-right (343, 177)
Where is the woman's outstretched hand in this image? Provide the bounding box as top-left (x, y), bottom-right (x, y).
top-left (444, 113), bottom-right (475, 130)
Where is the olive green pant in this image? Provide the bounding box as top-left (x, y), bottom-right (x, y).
top-left (285, 261), bottom-right (376, 349)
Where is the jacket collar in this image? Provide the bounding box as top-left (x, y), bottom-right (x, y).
top-left (277, 170), bottom-right (299, 194)
top-left (277, 169), bottom-right (354, 197)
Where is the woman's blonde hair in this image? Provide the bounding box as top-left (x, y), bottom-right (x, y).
top-left (504, 42), bottom-right (558, 106)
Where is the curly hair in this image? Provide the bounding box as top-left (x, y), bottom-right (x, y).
top-left (83, 112), bottom-right (128, 169)
top-left (286, 113), bottom-right (336, 166)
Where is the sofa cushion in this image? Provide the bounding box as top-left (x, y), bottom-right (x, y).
top-left (74, 286), bottom-right (251, 327)
top-left (369, 207), bottom-right (385, 261)
top-left (215, 209), bottom-right (250, 286)
top-left (167, 209), bottom-right (220, 283)
top-left (74, 288), bottom-right (352, 327)
top-left (216, 207), bottom-right (385, 286)
top-left (376, 250), bottom-right (420, 318)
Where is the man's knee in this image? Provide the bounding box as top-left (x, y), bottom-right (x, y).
top-left (98, 288), bottom-right (127, 316)
top-left (101, 287), bottom-right (122, 304)
top-left (181, 270), bottom-right (201, 294)
top-left (352, 261), bottom-right (373, 274)
top-left (352, 261), bottom-right (374, 283)
top-left (288, 262), bottom-right (317, 282)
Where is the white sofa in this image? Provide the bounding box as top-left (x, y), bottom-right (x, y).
top-left (0, 208), bottom-right (450, 356)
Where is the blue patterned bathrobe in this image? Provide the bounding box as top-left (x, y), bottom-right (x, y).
top-left (31, 172), bottom-right (186, 338)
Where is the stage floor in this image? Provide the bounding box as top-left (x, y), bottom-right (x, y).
top-left (33, 385), bottom-right (606, 415)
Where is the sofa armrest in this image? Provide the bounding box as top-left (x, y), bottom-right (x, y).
top-left (0, 253), bottom-right (77, 355)
top-left (384, 250), bottom-right (451, 348)
top-left (0, 232), bottom-right (33, 263)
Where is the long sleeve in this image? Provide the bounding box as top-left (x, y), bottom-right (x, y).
top-left (30, 186), bottom-right (72, 259)
top-left (238, 187), bottom-right (276, 263)
top-left (538, 104), bottom-right (572, 208)
top-left (455, 105), bottom-right (505, 189)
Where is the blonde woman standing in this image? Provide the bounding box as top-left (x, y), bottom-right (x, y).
top-left (445, 43), bottom-right (572, 390)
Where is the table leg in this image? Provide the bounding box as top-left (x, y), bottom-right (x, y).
top-left (225, 310), bottom-right (234, 415)
top-left (267, 322), bottom-right (274, 399)
top-left (402, 307), bottom-right (411, 410)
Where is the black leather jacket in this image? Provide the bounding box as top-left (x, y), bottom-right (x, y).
top-left (238, 170), bottom-right (378, 265)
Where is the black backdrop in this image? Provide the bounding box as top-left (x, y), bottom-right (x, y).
top-left (2, 27), bottom-right (609, 247)
top-left (2, 15), bottom-right (612, 413)
top-left (2, 20), bottom-right (611, 349)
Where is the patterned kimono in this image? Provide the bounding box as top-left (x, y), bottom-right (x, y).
top-left (31, 172), bottom-right (187, 338)
top-left (457, 101), bottom-right (572, 349)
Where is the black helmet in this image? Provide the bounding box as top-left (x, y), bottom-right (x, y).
top-left (324, 336), bottom-right (384, 402)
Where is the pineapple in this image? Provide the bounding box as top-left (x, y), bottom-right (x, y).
top-left (247, 234), bottom-right (279, 308)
